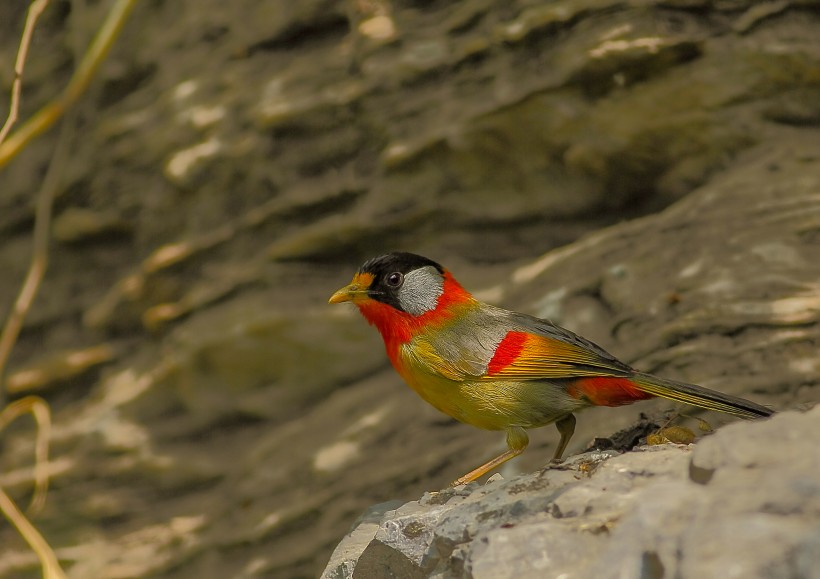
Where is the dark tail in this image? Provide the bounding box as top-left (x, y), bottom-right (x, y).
top-left (631, 372), bottom-right (774, 419)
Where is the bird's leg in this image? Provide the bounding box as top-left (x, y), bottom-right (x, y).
top-left (450, 426), bottom-right (529, 486)
top-left (551, 413), bottom-right (576, 462)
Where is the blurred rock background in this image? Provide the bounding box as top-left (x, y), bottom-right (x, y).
top-left (0, 0), bottom-right (818, 577)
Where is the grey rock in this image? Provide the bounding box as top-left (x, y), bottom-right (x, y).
top-left (324, 407), bottom-right (820, 578)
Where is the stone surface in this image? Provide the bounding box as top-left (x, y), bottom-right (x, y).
top-left (323, 407), bottom-right (820, 579)
top-left (0, 1), bottom-right (818, 578)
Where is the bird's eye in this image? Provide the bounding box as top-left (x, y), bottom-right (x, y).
top-left (386, 272), bottom-right (404, 287)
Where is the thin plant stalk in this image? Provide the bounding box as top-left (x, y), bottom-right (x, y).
top-left (0, 0), bottom-right (139, 171)
top-left (0, 0), bottom-right (50, 145)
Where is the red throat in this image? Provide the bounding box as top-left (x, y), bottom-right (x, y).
top-left (356, 271), bottom-right (474, 357)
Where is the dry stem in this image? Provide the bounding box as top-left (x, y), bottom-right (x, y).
top-left (0, 110), bottom-right (72, 400)
top-left (0, 487), bottom-right (65, 579)
top-left (0, 1), bottom-right (134, 577)
top-left (0, 0), bottom-right (139, 171)
top-left (0, 0), bottom-right (50, 145)
top-left (0, 0), bottom-right (66, 571)
top-left (0, 396), bottom-right (53, 515)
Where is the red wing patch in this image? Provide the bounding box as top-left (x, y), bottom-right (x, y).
top-left (484, 331), bottom-right (626, 379)
top-left (487, 331), bottom-right (528, 375)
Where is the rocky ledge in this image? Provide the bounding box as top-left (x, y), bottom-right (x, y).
top-left (323, 405), bottom-right (819, 579)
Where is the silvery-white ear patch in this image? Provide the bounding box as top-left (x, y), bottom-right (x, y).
top-left (398, 266), bottom-right (444, 316)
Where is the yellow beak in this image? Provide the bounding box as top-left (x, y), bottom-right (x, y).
top-left (328, 273), bottom-right (374, 304)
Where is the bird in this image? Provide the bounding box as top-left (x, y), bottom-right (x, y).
top-left (329, 252), bottom-right (774, 486)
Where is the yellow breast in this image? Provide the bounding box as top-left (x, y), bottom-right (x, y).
top-left (397, 340), bottom-right (585, 431)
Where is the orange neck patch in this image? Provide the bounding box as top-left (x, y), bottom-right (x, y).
top-left (357, 271), bottom-right (475, 357)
